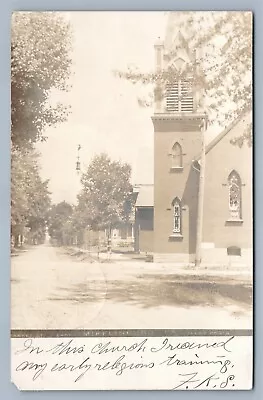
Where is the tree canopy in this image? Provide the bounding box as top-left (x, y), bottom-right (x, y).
top-left (116, 11), bottom-right (252, 146)
top-left (11, 147), bottom-right (51, 243)
top-left (48, 201), bottom-right (73, 245)
top-left (11, 12), bottom-right (73, 246)
top-left (11, 12), bottom-right (73, 149)
top-left (76, 154), bottom-right (133, 231)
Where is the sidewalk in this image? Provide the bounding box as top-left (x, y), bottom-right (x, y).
top-left (64, 246), bottom-right (252, 281)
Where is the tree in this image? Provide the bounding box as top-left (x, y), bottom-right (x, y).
top-left (11, 147), bottom-right (51, 246)
top-left (116, 11), bottom-right (252, 146)
top-left (11, 148), bottom-right (30, 239)
top-left (26, 165), bottom-right (51, 245)
top-left (11, 12), bottom-right (73, 149)
top-left (11, 12), bottom-right (73, 247)
top-left (48, 201), bottom-right (73, 245)
top-left (76, 154), bottom-right (133, 234)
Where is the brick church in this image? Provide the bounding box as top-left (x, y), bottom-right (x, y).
top-left (134, 23), bottom-right (252, 266)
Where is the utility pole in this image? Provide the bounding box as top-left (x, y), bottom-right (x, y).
top-left (195, 116), bottom-right (207, 267)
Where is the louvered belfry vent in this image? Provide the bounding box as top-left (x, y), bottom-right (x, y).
top-left (166, 80), bottom-right (194, 113)
top-left (166, 82), bottom-right (179, 112)
top-left (180, 81), bottom-right (194, 112)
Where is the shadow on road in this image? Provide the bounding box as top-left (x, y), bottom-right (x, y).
top-left (49, 273), bottom-right (252, 314)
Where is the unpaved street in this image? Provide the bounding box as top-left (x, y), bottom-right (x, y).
top-left (11, 245), bottom-right (252, 330)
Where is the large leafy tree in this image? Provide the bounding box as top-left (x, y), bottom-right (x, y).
top-left (48, 201), bottom-right (73, 245)
top-left (11, 11), bottom-right (73, 149)
top-left (11, 148), bottom-right (51, 246)
top-left (11, 12), bottom-right (73, 246)
top-left (116, 11), bottom-right (252, 146)
top-left (26, 162), bottom-right (51, 244)
top-left (11, 148), bottom-right (30, 231)
top-left (76, 154), bottom-right (133, 233)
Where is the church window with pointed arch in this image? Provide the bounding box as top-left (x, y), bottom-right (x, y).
top-left (228, 170), bottom-right (242, 220)
top-left (171, 142), bottom-right (183, 168)
top-left (172, 197), bottom-right (182, 234)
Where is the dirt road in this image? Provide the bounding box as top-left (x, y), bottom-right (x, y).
top-left (11, 244), bottom-right (252, 330)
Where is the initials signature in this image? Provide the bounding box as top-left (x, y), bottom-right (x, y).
top-left (172, 372), bottom-right (235, 390)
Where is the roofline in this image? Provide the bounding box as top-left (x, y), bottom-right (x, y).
top-left (205, 114), bottom-right (249, 155)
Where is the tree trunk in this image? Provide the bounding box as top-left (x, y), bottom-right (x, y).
top-left (14, 234), bottom-right (20, 248)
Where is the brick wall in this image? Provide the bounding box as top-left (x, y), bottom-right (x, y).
top-left (203, 116), bottom-right (252, 252)
top-left (153, 118), bottom-right (202, 254)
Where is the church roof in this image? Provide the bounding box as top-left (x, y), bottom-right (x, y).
top-left (205, 114), bottom-right (250, 155)
top-left (134, 184), bottom-right (154, 207)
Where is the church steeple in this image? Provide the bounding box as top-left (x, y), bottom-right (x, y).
top-left (164, 12), bottom-right (192, 55)
top-left (152, 13), bottom-right (208, 264)
top-left (154, 18), bottom-right (203, 115)
top-left (165, 30), bottom-right (193, 66)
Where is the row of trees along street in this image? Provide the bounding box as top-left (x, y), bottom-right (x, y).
top-left (11, 12), bottom-right (252, 250)
top-left (11, 13), bottom-right (134, 250)
top-left (11, 12), bottom-right (72, 248)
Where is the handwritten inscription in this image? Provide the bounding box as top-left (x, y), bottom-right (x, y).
top-left (12, 336), bottom-right (252, 390)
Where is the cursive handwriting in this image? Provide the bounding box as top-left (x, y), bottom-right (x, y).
top-left (13, 336), bottom-right (243, 388)
top-left (16, 360), bottom-right (48, 381)
top-left (151, 336), bottom-right (235, 353)
top-left (47, 340), bottom-right (85, 356)
top-left (160, 353), bottom-right (232, 373)
top-left (91, 339), bottom-right (147, 355)
top-left (172, 371), bottom-right (236, 390)
top-left (15, 353), bottom-right (155, 382)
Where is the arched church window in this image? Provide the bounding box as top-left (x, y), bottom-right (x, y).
top-left (171, 142), bottom-right (183, 168)
top-left (172, 197), bottom-right (182, 234)
top-left (228, 170), bottom-right (242, 220)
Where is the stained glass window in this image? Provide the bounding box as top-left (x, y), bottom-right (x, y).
top-left (172, 197), bottom-right (182, 234)
top-left (228, 170), bottom-right (242, 219)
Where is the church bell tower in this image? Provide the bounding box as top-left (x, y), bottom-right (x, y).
top-left (152, 20), bottom-right (207, 262)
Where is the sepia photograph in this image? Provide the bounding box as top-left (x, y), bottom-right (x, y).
top-left (11, 11), bottom-right (253, 332)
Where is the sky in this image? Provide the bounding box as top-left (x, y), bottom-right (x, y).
top-left (37, 12), bottom-right (219, 205)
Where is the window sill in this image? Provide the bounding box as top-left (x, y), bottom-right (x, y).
top-left (170, 167), bottom-right (183, 172)
top-left (225, 219), bottom-right (244, 225)
top-left (169, 234), bottom-right (183, 240)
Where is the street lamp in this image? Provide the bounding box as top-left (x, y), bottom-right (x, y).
top-left (76, 144), bottom-right (81, 174)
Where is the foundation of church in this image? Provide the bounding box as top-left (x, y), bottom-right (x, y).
top-left (151, 248), bottom-right (252, 269)
top-left (200, 248), bottom-right (253, 268)
top-left (153, 253), bottom-right (192, 264)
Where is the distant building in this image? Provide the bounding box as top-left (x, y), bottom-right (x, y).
top-left (134, 20), bottom-right (252, 266)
